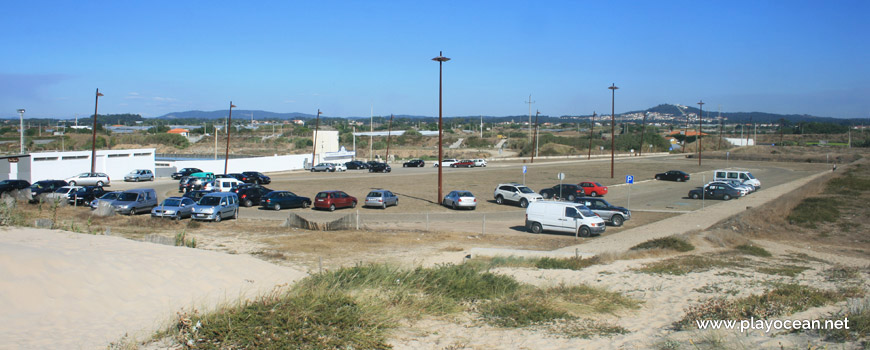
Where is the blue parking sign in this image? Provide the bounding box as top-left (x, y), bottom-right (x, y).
top-left (522, 165), bottom-right (527, 174)
top-left (626, 175), bottom-right (634, 184)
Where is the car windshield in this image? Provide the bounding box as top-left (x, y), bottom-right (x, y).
top-left (199, 196), bottom-right (221, 206)
top-left (746, 172), bottom-right (755, 179)
top-left (31, 183), bottom-right (43, 189)
top-left (55, 187), bottom-right (72, 193)
top-left (457, 191), bottom-right (474, 197)
top-left (101, 192), bottom-right (120, 199)
top-left (162, 199), bottom-right (181, 207)
top-left (316, 192), bottom-right (329, 198)
top-left (518, 186), bottom-right (535, 194)
top-left (594, 182), bottom-right (604, 187)
top-left (576, 206), bottom-right (595, 217)
top-left (367, 192), bottom-right (382, 197)
top-left (0, 180), bottom-right (11, 185)
top-left (118, 193), bottom-right (139, 201)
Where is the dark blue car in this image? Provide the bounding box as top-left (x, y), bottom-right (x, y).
top-left (260, 191), bottom-right (311, 210)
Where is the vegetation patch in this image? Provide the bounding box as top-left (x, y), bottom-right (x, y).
top-left (529, 284), bottom-right (641, 315)
top-left (534, 256), bottom-right (601, 270)
top-left (630, 237), bottom-right (694, 252)
top-left (636, 255), bottom-right (731, 275)
top-left (787, 197), bottom-right (840, 228)
top-left (734, 244), bottom-right (772, 257)
top-left (756, 265), bottom-right (810, 277)
top-left (811, 298), bottom-right (870, 342)
top-left (823, 266), bottom-right (862, 283)
top-left (479, 297), bottom-right (572, 327)
top-left (549, 319), bottom-right (628, 339)
top-left (673, 284), bottom-right (859, 330)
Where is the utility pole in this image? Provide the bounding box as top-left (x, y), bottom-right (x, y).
top-left (526, 95), bottom-right (535, 143)
top-left (639, 112), bottom-right (647, 156)
top-left (17, 109), bottom-right (25, 154)
top-left (432, 51), bottom-right (450, 203)
top-left (717, 106), bottom-right (723, 150)
top-left (588, 112), bottom-right (596, 160)
top-left (370, 105), bottom-right (373, 161)
top-left (311, 109), bottom-right (322, 166)
top-left (531, 110), bottom-right (540, 163)
top-left (90, 88), bottom-right (104, 173)
top-left (746, 116), bottom-right (752, 146)
top-left (224, 102), bottom-right (236, 174)
top-left (697, 100), bottom-right (704, 166)
top-left (385, 114), bottom-right (394, 162)
top-left (609, 84), bottom-right (619, 179)
top-left (480, 115), bottom-right (483, 138)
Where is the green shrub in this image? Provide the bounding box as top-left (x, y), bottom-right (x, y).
top-left (734, 244), bottom-right (771, 257)
top-left (787, 197), bottom-right (840, 228)
top-left (631, 237), bottom-right (694, 252)
top-left (534, 256), bottom-right (600, 270)
top-left (479, 297), bottom-right (572, 327)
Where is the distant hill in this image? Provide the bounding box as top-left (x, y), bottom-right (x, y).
top-left (157, 110), bottom-right (313, 120)
top-left (625, 104), bottom-right (858, 125)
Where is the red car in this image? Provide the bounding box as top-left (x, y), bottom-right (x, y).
top-left (579, 182), bottom-right (608, 197)
top-left (450, 160), bottom-right (475, 168)
top-left (313, 190), bottom-right (357, 211)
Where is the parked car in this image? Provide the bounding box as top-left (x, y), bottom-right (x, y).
top-left (345, 160), bottom-right (370, 170)
top-left (124, 169), bottom-right (154, 182)
top-left (573, 197), bottom-right (631, 226)
top-left (187, 172), bottom-right (216, 191)
top-left (232, 184), bottom-right (273, 207)
top-left (578, 182), bottom-right (608, 197)
top-left (366, 161), bottom-right (381, 168)
top-left (65, 172), bottom-right (110, 187)
top-left (450, 160), bottom-right (475, 168)
top-left (368, 163), bottom-right (392, 173)
top-left (214, 178), bottom-right (242, 192)
top-left (151, 197), bottom-right (196, 220)
top-left (171, 168), bottom-right (203, 180)
top-left (261, 191), bottom-right (311, 210)
top-left (329, 163), bottom-right (347, 172)
top-left (473, 159), bottom-right (488, 167)
top-left (525, 201), bottom-right (606, 237)
top-left (0, 179), bottom-right (31, 195)
top-left (718, 179), bottom-right (755, 193)
top-left (30, 180), bottom-right (68, 202)
top-left (688, 183), bottom-right (743, 200)
top-left (493, 183), bottom-right (543, 208)
top-left (178, 176), bottom-right (192, 193)
top-left (192, 192), bottom-right (239, 222)
top-left (433, 159), bottom-right (459, 167)
top-left (442, 190), bottom-right (477, 210)
top-left (655, 170), bottom-right (690, 182)
top-left (242, 171), bottom-right (271, 184)
top-left (68, 186), bottom-right (105, 206)
top-left (183, 190), bottom-right (214, 202)
top-left (714, 169), bottom-right (761, 189)
top-left (706, 181), bottom-right (749, 197)
top-left (311, 163), bottom-right (336, 172)
top-left (364, 190), bottom-right (398, 209)
top-left (225, 173), bottom-right (251, 183)
top-left (402, 159), bottom-right (425, 168)
top-left (111, 188), bottom-right (158, 215)
top-left (90, 191), bottom-right (122, 209)
top-left (539, 184), bottom-right (585, 201)
top-left (313, 191), bottom-right (357, 211)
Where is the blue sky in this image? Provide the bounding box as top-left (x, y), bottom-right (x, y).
top-left (2, 1), bottom-right (868, 119)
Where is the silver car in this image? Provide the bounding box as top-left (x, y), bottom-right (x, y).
top-left (364, 190), bottom-right (398, 209)
top-left (124, 169), bottom-right (154, 182)
top-left (90, 191), bottom-right (122, 209)
top-left (310, 163), bottom-right (336, 172)
top-left (442, 190), bottom-right (477, 210)
top-left (151, 197), bottom-right (196, 220)
top-left (66, 172), bottom-right (110, 187)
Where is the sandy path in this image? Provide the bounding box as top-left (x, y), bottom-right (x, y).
top-left (0, 229), bottom-right (307, 350)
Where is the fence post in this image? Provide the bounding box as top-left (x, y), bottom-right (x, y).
top-left (482, 214), bottom-right (486, 234)
top-left (356, 210), bottom-right (359, 230)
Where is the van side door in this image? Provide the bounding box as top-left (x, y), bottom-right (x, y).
top-left (561, 206), bottom-right (579, 232)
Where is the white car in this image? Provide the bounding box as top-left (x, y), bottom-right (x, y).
top-left (330, 163), bottom-right (347, 172)
top-left (433, 159), bottom-right (459, 167)
top-left (525, 201), bottom-right (606, 237)
top-left (473, 159), bottom-right (488, 167)
top-left (493, 183), bottom-right (542, 208)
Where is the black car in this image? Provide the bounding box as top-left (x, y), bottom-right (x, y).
top-left (225, 173), bottom-right (253, 183)
top-left (0, 179), bottom-right (31, 195)
top-left (261, 191), bottom-right (312, 210)
top-left (232, 184), bottom-right (273, 207)
top-left (655, 170), bottom-right (690, 182)
top-left (368, 163), bottom-right (392, 173)
top-left (30, 180), bottom-right (68, 197)
top-left (183, 190), bottom-right (214, 202)
top-left (366, 161), bottom-right (381, 168)
top-left (573, 197), bottom-right (631, 226)
top-left (403, 159), bottom-right (425, 167)
top-left (688, 184), bottom-right (742, 200)
top-left (539, 184), bottom-right (585, 201)
top-left (345, 160), bottom-right (370, 170)
top-left (171, 168), bottom-right (203, 180)
top-left (178, 176), bottom-right (192, 193)
top-left (68, 186), bottom-right (105, 206)
top-left (242, 171), bottom-right (271, 184)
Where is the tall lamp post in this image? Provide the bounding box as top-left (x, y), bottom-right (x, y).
top-left (697, 100), bottom-right (704, 166)
top-left (432, 51), bottom-right (450, 203)
top-left (91, 89), bottom-right (104, 173)
top-left (223, 102), bottom-right (236, 174)
top-left (608, 84), bottom-right (618, 178)
top-left (17, 109), bottom-right (25, 154)
top-left (588, 112), bottom-right (596, 160)
top-left (311, 109), bottom-right (322, 166)
top-left (639, 111), bottom-right (648, 156)
top-left (531, 110), bottom-right (540, 163)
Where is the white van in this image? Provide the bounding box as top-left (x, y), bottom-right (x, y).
top-left (525, 201), bottom-right (606, 237)
top-left (214, 178), bottom-right (242, 192)
top-left (713, 169), bottom-right (761, 189)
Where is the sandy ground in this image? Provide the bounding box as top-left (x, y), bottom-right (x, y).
top-left (0, 229), bottom-right (307, 350)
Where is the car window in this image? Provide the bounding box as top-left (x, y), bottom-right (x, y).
top-left (577, 206), bottom-right (595, 217)
top-left (458, 191), bottom-right (473, 197)
top-left (367, 191), bottom-right (381, 197)
top-left (739, 173), bottom-right (748, 180)
top-left (565, 207), bottom-right (578, 217)
top-left (164, 199), bottom-right (181, 206)
top-left (727, 172), bottom-right (738, 179)
top-left (118, 193), bottom-right (138, 201)
top-left (316, 192), bottom-right (328, 199)
top-left (200, 196), bottom-right (220, 206)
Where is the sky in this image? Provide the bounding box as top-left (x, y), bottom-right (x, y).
top-left (1, 0), bottom-right (868, 119)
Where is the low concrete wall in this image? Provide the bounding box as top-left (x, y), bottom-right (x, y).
top-left (160, 154), bottom-right (311, 175)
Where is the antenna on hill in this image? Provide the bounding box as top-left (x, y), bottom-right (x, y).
top-left (526, 95), bottom-right (535, 143)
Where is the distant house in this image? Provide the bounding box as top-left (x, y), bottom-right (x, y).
top-left (667, 130), bottom-right (708, 137)
top-left (167, 128), bottom-right (190, 137)
top-left (292, 119), bottom-right (305, 126)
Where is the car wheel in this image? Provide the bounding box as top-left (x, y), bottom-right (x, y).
top-left (96, 181), bottom-right (104, 187)
top-left (451, 202), bottom-right (457, 210)
top-left (134, 177), bottom-right (139, 182)
top-left (531, 222), bottom-right (543, 234)
top-left (329, 204), bottom-right (336, 212)
top-left (351, 201), bottom-right (357, 208)
top-left (723, 194), bottom-right (732, 200)
top-left (691, 193), bottom-right (700, 199)
top-left (301, 201), bottom-right (309, 209)
top-left (69, 181), bottom-right (76, 186)
top-left (442, 200), bottom-right (447, 207)
top-left (242, 199), bottom-right (252, 207)
top-left (520, 199), bottom-right (529, 208)
top-left (495, 195), bottom-right (504, 205)
top-left (590, 192), bottom-right (598, 197)
top-left (611, 215), bottom-right (624, 227)
top-left (655, 176), bottom-right (661, 180)
top-left (542, 192), bottom-right (551, 199)
top-left (232, 209), bottom-right (238, 219)
top-left (214, 213), bottom-right (222, 222)
top-left (579, 226), bottom-right (591, 237)
top-left (174, 215), bottom-right (181, 221)
top-left (369, 169), bottom-right (373, 172)
top-left (677, 178), bottom-right (683, 182)
top-left (382, 202), bottom-right (387, 209)
top-left (567, 194), bottom-right (576, 201)
top-left (403, 164), bottom-right (407, 167)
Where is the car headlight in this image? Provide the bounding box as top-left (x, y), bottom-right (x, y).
top-left (164, 210), bottom-right (175, 214)
top-left (119, 205), bottom-right (129, 209)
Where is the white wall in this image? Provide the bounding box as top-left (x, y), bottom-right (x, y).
top-left (314, 130), bottom-right (339, 154)
top-left (165, 154), bottom-right (312, 174)
top-left (30, 148), bottom-right (156, 183)
top-left (724, 138), bottom-right (755, 146)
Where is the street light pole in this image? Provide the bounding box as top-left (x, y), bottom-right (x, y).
top-left (386, 114), bottom-right (394, 163)
top-left (588, 112), bottom-right (596, 160)
top-left (608, 84), bottom-right (619, 178)
top-left (531, 110), bottom-right (540, 163)
top-left (639, 112), bottom-right (648, 156)
top-left (224, 102), bottom-right (236, 174)
top-left (17, 109), bottom-right (25, 154)
top-left (697, 100), bottom-right (704, 166)
top-left (432, 51), bottom-right (450, 203)
top-left (311, 109), bottom-right (322, 166)
top-left (91, 89), bottom-right (104, 173)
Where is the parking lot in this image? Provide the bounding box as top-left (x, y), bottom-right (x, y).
top-left (103, 154), bottom-right (829, 235)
